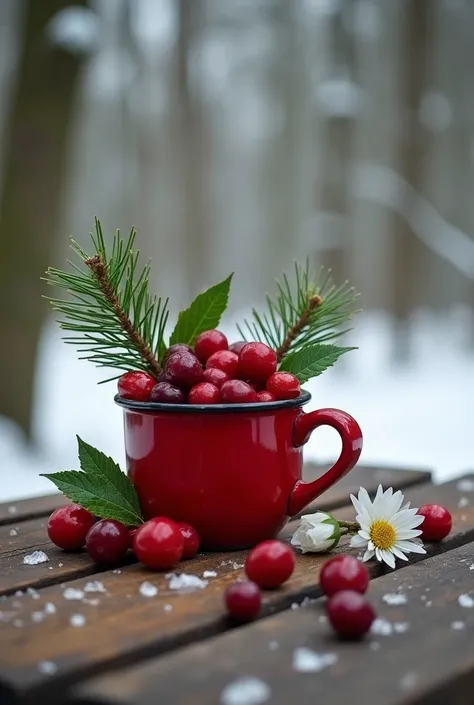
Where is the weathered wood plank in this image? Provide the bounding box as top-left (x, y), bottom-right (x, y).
top-left (0, 465), bottom-right (430, 597)
top-left (74, 542), bottom-right (474, 705)
top-left (0, 464), bottom-right (429, 528)
top-left (0, 476), bottom-right (469, 705)
top-left (0, 494), bottom-right (67, 526)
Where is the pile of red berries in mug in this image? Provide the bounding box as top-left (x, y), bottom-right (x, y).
top-left (117, 330), bottom-right (301, 404)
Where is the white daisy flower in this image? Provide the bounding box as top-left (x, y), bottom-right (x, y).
top-left (349, 485), bottom-right (426, 569)
top-left (291, 512), bottom-right (341, 553)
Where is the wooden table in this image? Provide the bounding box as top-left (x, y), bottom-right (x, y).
top-left (2, 462), bottom-right (474, 705)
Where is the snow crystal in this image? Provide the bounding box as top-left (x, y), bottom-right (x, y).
top-left (425, 601), bottom-right (433, 607)
top-left (31, 611), bottom-right (45, 623)
top-left (268, 641), bottom-right (279, 651)
top-left (458, 496), bottom-right (470, 508)
top-left (371, 618), bottom-right (393, 636)
top-left (83, 598), bottom-right (100, 606)
top-left (203, 570), bottom-right (217, 578)
top-left (458, 594), bottom-right (474, 608)
top-left (38, 661), bottom-right (58, 675)
top-left (112, 569), bottom-right (121, 574)
top-left (469, 564), bottom-right (474, 571)
top-left (220, 676), bottom-right (271, 705)
top-left (70, 614), bottom-right (86, 627)
top-left (394, 622), bottom-right (409, 633)
top-left (382, 593), bottom-right (407, 605)
top-left (139, 581), bottom-right (158, 598)
top-left (292, 647), bottom-right (337, 673)
top-left (399, 672), bottom-right (418, 691)
top-left (9, 529), bottom-right (17, 536)
top-left (164, 604), bottom-right (173, 612)
top-left (8, 506), bottom-right (17, 515)
top-left (27, 587), bottom-right (40, 599)
top-left (451, 621), bottom-right (466, 630)
top-left (84, 581), bottom-right (106, 594)
top-left (44, 602), bottom-right (56, 615)
top-left (63, 588), bottom-right (84, 601)
top-left (23, 551), bottom-right (49, 565)
top-left (291, 603), bottom-right (299, 610)
top-left (58, 563), bottom-right (64, 568)
top-left (168, 574), bottom-right (208, 590)
top-left (457, 479), bottom-right (474, 492)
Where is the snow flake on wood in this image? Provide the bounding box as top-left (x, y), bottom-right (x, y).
top-left (38, 661), bottom-right (58, 675)
top-left (139, 581), bottom-right (158, 598)
top-left (457, 479), bottom-right (474, 492)
top-left (458, 594), bottom-right (474, 608)
top-left (292, 647), bottom-right (338, 673)
top-left (203, 570), bottom-right (217, 578)
top-left (451, 620), bottom-right (466, 630)
top-left (9, 529), bottom-right (17, 536)
top-left (220, 676), bottom-right (271, 705)
top-left (84, 581), bottom-right (106, 593)
top-left (69, 614), bottom-right (86, 627)
top-left (382, 593), bottom-right (407, 605)
top-left (167, 573), bottom-right (208, 591)
top-left (23, 551), bottom-right (49, 565)
top-left (63, 588), bottom-right (84, 601)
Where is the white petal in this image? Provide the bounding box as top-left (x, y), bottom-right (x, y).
top-left (391, 546), bottom-right (409, 561)
top-left (301, 512), bottom-right (330, 526)
top-left (363, 548), bottom-right (375, 562)
top-left (395, 540), bottom-right (426, 554)
top-left (359, 530), bottom-right (371, 540)
top-left (350, 533), bottom-right (368, 548)
top-left (380, 549), bottom-right (396, 569)
top-left (375, 547), bottom-right (382, 562)
top-left (350, 493), bottom-right (363, 515)
top-left (368, 540), bottom-right (375, 551)
top-left (396, 529), bottom-right (423, 540)
top-left (386, 490), bottom-right (404, 519)
top-left (308, 524), bottom-right (334, 541)
top-left (358, 487), bottom-right (373, 514)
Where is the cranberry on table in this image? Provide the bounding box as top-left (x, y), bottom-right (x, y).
top-left (165, 351), bottom-right (203, 388)
top-left (245, 540), bottom-right (295, 589)
top-left (205, 350), bottom-right (239, 378)
top-left (85, 519), bottom-right (130, 564)
top-left (326, 590), bottom-right (375, 640)
top-left (266, 372), bottom-right (301, 400)
top-left (220, 379), bottom-right (258, 404)
top-left (188, 382), bottom-right (220, 405)
top-left (47, 505), bottom-right (96, 551)
top-left (194, 329), bottom-right (228, 362)
top-left (256, 390), bottom-right (276, 403)
top-left (163, 344), bottom-right (193, 361)
top-left (238, 342), bottom-right (277, 383)
top-left (225, 580), bottom-right (262, 622)
top-left (417, 504), bottom-right (452, 541)
top-left (320, 555), bottom-right (369, 597)
top-left (176, 522), bottom-right (200, 559)
top-left (202, 367), bottom-right (229, 388)
top-left (117, 371), bottom-right (156, 401)
top-left (229, 341), bottom-right (247, 355)
top-left (150, 382), bottom-right (186, 403)
top-left (133, 517), bottom-right (184, 570)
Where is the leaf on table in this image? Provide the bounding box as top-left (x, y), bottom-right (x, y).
top-left (169, 274), bottom-right (233, 347)
top-left (279, 344), bottom-right (356, 383)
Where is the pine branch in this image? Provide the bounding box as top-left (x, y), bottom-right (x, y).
top-left (237, 261), bottom-right (360, 361)
top-left (44, 219), bottom-right (168, 381)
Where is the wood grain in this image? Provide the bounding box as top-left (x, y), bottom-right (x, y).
top-left (74, 542), bottom-right (474, 705)
top-left (0, 464), bottom-right (429, 528)
top-left (0, 465), bottom-right (430, 597)
top-left (0, 475), bottom-right (469, 705)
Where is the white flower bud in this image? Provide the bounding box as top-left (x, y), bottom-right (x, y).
top-left (290, 512), bottom-right (341, 553)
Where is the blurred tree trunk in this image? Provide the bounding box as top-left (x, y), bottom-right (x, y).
top-left (0, 0), bottom-right (86, 438)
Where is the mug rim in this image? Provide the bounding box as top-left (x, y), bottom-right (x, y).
top-left (114, 389), bottom-right (311, 414)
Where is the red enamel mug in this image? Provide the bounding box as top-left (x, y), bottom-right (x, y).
top-left (116, 391), bottom-right (362, 550)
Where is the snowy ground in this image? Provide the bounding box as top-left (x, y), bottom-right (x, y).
top-left (1, 310), bottom-right (473, 502)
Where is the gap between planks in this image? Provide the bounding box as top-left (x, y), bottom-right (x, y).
top-left (0, 475), bottom-right (472, 705)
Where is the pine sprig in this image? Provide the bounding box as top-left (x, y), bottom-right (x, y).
top-left (237, 260), bottom-right (360, 361)
top-left (44, 219), bottom-right (168, 381)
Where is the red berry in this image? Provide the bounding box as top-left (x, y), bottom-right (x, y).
top-left (202, 367), bottom-right (230, 388)
top-left (194, 330), bottom-right (228, 362)
top-left (133, 517), bottom-right (184, 570)
top-left (320, 555), bottom-right (369, 597)
top-left (229, 341), bottom-right (247, 355)
top-left (256, 391), bottom-right (276, 403)
top-left (163, 344), bottom-right (193, 361)
top-left (326, 590), bottom-right (375, 640)
top-left (220, 379), bottom-right (258, 404)
top-left (188, 382), bottom-right (220, 405)
top-left (245, 540), bottom-right (295, 589)
top-left (47, 505), bottom-right (96, 551)
top-left (150, 382), bottom-right (186, 403)
top-left (176, 522), bottom-right (200, 559)
top-left (266, 372), bottom-right (301, 400)
top-left (165, 351), bottom-right (203, 388)
top-left (238, 342), bottom-right (277, 383)
top-left (85, 519), bottom-right (130, 564)
top-left (417, 504), bottom-right (452, 541)
top-left (118, 371), bottom-right (156, 401)
top-left (205, 350), bottom-right (239, 378)
top-left (225, 581), bottom-right (262, 622)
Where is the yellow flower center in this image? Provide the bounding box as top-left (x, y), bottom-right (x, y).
top-left (369, 520), bottom-right (396, 550)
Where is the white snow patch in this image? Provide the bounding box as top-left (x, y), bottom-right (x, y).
top-left (458, 594), bottom-right (474, 608)
top-left (292, 647), bottom-right (338, 673)
top-left (457, 479), bottom-right (474, 492)
top-left (70, 614), bottom-right (86, 627)
top-left (38, 661), bottom-right (58, 675)
top-left (458, 497), bottom-right (470, 508)
top-left (63, 588), bottom-right (84, 601)
top-left (220, 676), bottom-right (271, 705)
top-left (168, 574), bottom-right (208, 591)
top-left (382, 593), bottom-right (407, 605)
top-left (139, 581), bottom-right (158, 597)
top-left (23, 551), bottom-right (49, 565)
top-left (44, 602), bottom-right (57, 615)
top-left (203, 570), bottom-right (217, 578)
top-left (84, 581), bottom-right (106, 594)
top-left (9, 529), bottom-right (17, 536)
top-left (451, 621), bottom-right (466, 630)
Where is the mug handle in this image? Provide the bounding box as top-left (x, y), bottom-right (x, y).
top-left (288, 408), bottom-right (363, 517)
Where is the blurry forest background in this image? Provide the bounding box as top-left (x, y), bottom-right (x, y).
top-left (0, 0), bottom-right (473, 501)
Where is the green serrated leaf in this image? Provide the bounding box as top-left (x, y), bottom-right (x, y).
top-left (40, 470), bottom-right (143, 526)
top-left (279, 344), bottom-right (356, 383)
top-left (169, 274), bottom-right (233, 346)
top-left (75, 436), bottom-right (143, 523)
